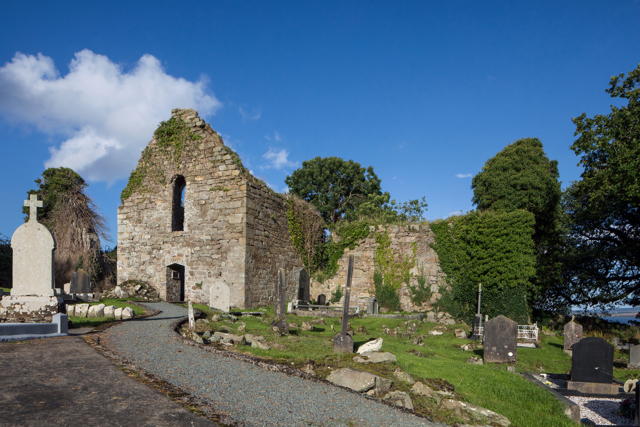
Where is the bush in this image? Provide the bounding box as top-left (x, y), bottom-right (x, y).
top-left (373, 270), bottom-right (401, 312)
top-left (329, 284), bottom-right (343, 303)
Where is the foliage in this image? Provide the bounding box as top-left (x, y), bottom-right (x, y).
top-left (352, 195), bottom-right (429, 224)
top-left (373, 270), bottom-right (401, 311)
top-left (408, 263), bottom-right (432, 306)
top-left (314, 220), bottom-right (371, 283)
top-left (374, 228), bottom-right (416, 291)
top-left (25, 167), bottom-right (114, 289)
top-left (285, 156), bottom-right (386, 225)
top-left (430, 210), bottom-right (536, 324)
top-left (555, 63), bottom-right (640, 310)
top-left (329, 283), bottom-right (343, 303)
top-left (0, 233), bottom-right (11, 288)
top-left (286, 196), bottom-right (325, 273)
top-left (471, 137), bottom-right (563, 302)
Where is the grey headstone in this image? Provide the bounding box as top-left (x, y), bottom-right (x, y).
top-left (271, 269), bottom-right (289, 333)
top-left (572, 337), bottom-right (613, 383)
top-left (630, 345), bottom-right (640, 368)
top-left (334, 255), bottom-right (354, 354)
top-left (483, 315), bottom-right (517, 364)
top-left (564, 319), bottom-right (583, 351)
top-left (70, 270), bottom-right (91, 294)
top-left (367, 296), bottom-right (378, 314)
top-left (209, 281), bottom-right (230, 312)
top-left (292, 268), bottom-right (310, 303)
top-left (317, 294), bottom-right (326, 306)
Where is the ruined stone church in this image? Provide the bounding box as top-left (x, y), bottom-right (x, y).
top-left (117, 109), bottom-right (304, 308)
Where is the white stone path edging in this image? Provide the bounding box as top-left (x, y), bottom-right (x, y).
top-left (67, 303), bottom-right (135, 320)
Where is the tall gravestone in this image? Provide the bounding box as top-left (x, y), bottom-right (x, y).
top-left (629, 345), bottom-right (640, 369)
top-left (292, 267), bottom-right (310, 305)
top-left (563, 317), bottom-right (583, 352)
top-left (367, 296), bottom-right (378, 315)
top-left (483, 315), bottom-right (517, 364)
top-left (270, 269), bottom-right (289, 334)
top-left (334, 255), bottom-right (355, 353)
top-left (568, 337), bottom-right (618, 394)
top-left (69, 270), bottom-right (91, 294)
top-left (0, 195), bottom-right (63, 322)
top-left (209, 281), bottom-right (230, 313)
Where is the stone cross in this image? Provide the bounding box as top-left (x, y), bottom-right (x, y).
top-left (188, 300), bottom-right (195, 330)
top-left (334, 254), bottom-right (355, 353)
top-left (24, 194), bottom-right (44, 222)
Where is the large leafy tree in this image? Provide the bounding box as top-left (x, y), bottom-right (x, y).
top-left (24, 167), bottom-right (113, 289)
top-left (285, 156), bottom-right (387, 225)
top-left (471, 138), bottom-right (563, 300)
top-left (557, 64), bottom-right (640, 309)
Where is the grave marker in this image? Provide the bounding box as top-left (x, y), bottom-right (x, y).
top-left (209, 281), bottom-right (230, 312)
top-left (483, 315), bottom-right (517, 364)
top-left (292, 267), bottom-right (310, 305)
top-left (270, 268), bottom-right (289, 334)
top-left (367, 296), bottom-right (378, 315)
top-left (317, 294), bottom-right (326, 306)
top-left (563, 317), bottom-right (583, 352)
top-left (70, 270), bottom-right (91, 294)
top-left (568, 337), bottom-right (618, 394)
top-left (629, 345), bottom-right (640, 369)
top-left (188, 300), bottom-right (195, 330)
top-left (334, 255), bottom-right (355, 353)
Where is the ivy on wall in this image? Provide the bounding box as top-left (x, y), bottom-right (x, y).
top-left (430, 209), bottom-right (536, 324)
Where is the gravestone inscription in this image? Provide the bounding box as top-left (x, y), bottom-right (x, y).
top-left (334, 255), bottom-right (355, 353)
top-left (483, 315), bottom-right (517, 364)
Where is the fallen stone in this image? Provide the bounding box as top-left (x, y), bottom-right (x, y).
top-left (393, 368), bottom-right (415, 384)
top-left (353, 351), bottom-right (397, 364)
top-left (75, 304), bottom-right (90, 318)
top-left (103, 305), bottom-right (116, 318)
top-left (357, 338), bottom-right (383, 354)
top-left (311, 318), bottom-right (326, 325)
top-left (357, 325), bottom-right (368, 334)
top-left (66, 305), bottom-right (76, 317)
top-left (466, 356), bottom-right (484, 365)
top-left (181, 329), bottom-right (204, 344)
top-left (122, 307), bottom-right (135, 319)
top-left (300, 364), bottom-right (316, 375)
top-left (251, 340), bottom-right (270, 350)
top-left (114, 307), bottom-right (123, 320)
top-left (301, 321), bottom-right (314, 331)
top-left (326, 368), bottom-right (377, 392)
top-left (244, 334), bottom-right (265, 344)
top-left (383, 391), bottom-right (414, 410)
top-left (461, 343), bottom-right (477, 351)
top-left (411, 382), bottom-right (441, 405)
top-left (429, 330), bottom-right (443, 336)
top-left (441, 399), bottom-right (510, 427)
top-left (454, 329), bottom-right (467, 339)
top-left (203, 330), bottom-right (212, 338)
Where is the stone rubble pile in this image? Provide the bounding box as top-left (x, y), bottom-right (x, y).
top-left (103, 281), bottom-right (160, 301)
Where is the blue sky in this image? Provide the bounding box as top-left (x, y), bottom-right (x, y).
top-left (1, 1), bottom-right (639, 249)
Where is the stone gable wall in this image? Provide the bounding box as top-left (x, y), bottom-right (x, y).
top-left (310, 224), bottom-right (446, 312)
top-left (117, 108), bottom-right (303, 308)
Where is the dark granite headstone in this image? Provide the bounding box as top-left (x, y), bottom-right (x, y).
top-left (292, 268), bottom-right (310, 304)
top-left (483, 315), bottom-right (517, 364)
top-left (571, 337), bottom-right (613, 384)
top-left (270, 268), bottom-right (289, 334)
top-left (334, 255), bottom-right (355, 353)
top-left (69, 270), bottom-right (91, 294)
top-left (367, 297), bottom-right (378, 314)
top-left (317, 294), bottom-right (326, 306)
top-left (563, 318), bottom-right (583, 351)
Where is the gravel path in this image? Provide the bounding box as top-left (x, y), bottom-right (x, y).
top-left (100, 302), bottom-right (446, 427)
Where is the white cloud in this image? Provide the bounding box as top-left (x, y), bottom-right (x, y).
top-left (456, 173), bottom-right (473, 178)
top-left (262, 148), bottom-right (298, 170)
top-left (264, 131), bottom-right (281, 142)
top-left (0, 50), bottom-right (221, 182)
top-left (239, 107), bottom-right (261, 121)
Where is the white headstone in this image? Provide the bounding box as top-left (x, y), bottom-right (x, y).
top-left (188, 300), bottom-right (195, 330)
top-left (209, 282), bottom-right (230, 313)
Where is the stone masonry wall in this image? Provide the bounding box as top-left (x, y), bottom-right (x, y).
top-left (117, 109), bottom-right (303, 308)
top-left (310, 224), bottom-right (446, 312)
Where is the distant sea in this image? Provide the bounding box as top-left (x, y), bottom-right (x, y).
top-left (601, 316), bottom-right (640, 325)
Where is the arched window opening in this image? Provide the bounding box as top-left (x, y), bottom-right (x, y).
top-left (172, 175), bottom-right (186, 231)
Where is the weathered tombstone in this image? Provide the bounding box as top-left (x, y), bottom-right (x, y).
top-left (483, 315), bottom-right (517, 364)
top-left (209, 281), bottom-right (230, 312)
top-left (69, 269), bottom-right (91, 295)
top-left (367, 296), bottom-right (378, 315)
top-left (188, 300), bottom-right (195, 330)
top-left (334, 255), bottom-right (355, 353)
top-left (629, 345), bottom-right (640, 369)
top-left (270, 269), bottom-right (289, 334)
top-left (292, 267), bottom-right (310, 306)
top-left (568, 337), bottom-right (617, 394)
top-left (563, 317), bottom-right (583, 352)
top-left (317, 294), bottom-right (327, 306)
top-left (471, 314), bottom-right (483, 340)
top-left (0, 194), bottom-right (63, 322)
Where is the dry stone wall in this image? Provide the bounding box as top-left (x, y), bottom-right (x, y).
top-left (310, 224), bottom-right (446, 312)
top-left (117, 109), bottom-right (303, 308)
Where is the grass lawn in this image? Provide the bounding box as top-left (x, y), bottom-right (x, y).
top-left (68, 299), bottom-right (146, 329)
top-left (186, 306), bottom-right (592, 426)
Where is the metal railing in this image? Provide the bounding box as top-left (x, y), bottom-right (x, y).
top-left (473, 323), bottom-right (538, 341)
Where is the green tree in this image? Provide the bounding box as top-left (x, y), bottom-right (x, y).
top-left (556, 64), bottom-right (640, 309)
top-left (285, 157), bottom-right (387, 225)
top-left (24, 167), bottom-right (114, 290)
top-left (471, 138), bottom-right (563, 300)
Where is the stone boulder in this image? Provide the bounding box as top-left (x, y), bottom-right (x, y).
top-left (121, 307), bottom-right (135, 319)
top-left (411, 382), bottom-right (441, 405)
top-left (251, 340), bottom-right (270, 350)
top-left (301, 321), bottom-right (314, 331)
top-left (353, 351), bottom-right (397, 364)
top-left (429, 330), bottom-right (443, 336)
top-left (104, 305), bottom-right (116, 318)
top-left (383, 391), bottom-right (414, 410)
top-left (181, 329), bottom-right (204, 344)
top-left (114, 307), bottom-right (123, 319)
top-left (393, 368), bottom-right (415, 384)
top-left (466, 356), bottom-right (484, 365)
top-left (104, 280), bottom-right (160, 301)
top-left (441, 399), bottom-right (510, 427)
top-left (454, 329), bottom-right (467, 339)
top-left (66, 305), bottom-right (76, 317)
top-left (357, 338), bottom-right (383, 354)
top-left (87, 304), bottom-right (105, 318)
top-left (75, 304), bottom-right (90, 318)
top-left (326, 368), bottom-right (392, 394)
